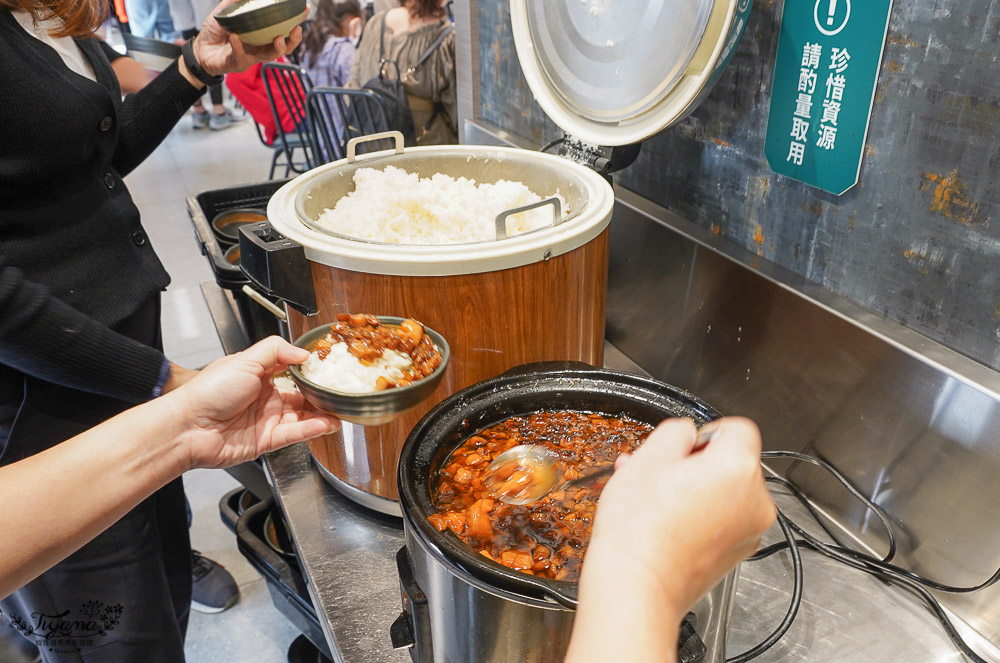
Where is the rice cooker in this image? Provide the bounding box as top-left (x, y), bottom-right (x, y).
top-left (238, 0), bottom-right (753, 517)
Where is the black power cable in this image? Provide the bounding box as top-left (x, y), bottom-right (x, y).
top-left (539, 137), bottom-right (565, 154)
top-left (761, 450), bottom-right (898, 563)
top-left (777, 522), bottom-right (987, 663)
top-left (736, 450), bottom-right (997, 662)
top-left (725, 511), bottom-right (802, 663)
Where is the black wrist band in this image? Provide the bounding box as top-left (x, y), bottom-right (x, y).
top-left (181, 37), bottom-right (224, 87)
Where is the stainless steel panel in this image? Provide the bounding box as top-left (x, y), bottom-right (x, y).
top-left (606, 186), bottom-right (1000, 646)
top-left (475, 0), bottom-right (1000, 374)
top-left (727, 488), bottom-right (1000, 662)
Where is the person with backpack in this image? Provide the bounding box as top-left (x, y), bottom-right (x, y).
top-left (349, 0), bottom-right (456, 145)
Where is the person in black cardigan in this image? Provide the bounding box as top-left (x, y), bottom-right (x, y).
top-left (0, 0), bottom-right (303, 659)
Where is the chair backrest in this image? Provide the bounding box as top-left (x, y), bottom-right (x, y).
top-left (261, 62), bottom-right (314, 172)
top-left (305, 87), bottom-right (394, 165)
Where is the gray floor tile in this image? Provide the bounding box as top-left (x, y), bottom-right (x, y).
top-left (184, 468), bottom-right (259, 588)
top-left (184, 468), bottom-right (299, 662)
top-left (174, 346), bottom-right (226, 370)
top-left (185, 579), bottom-right (300, 663)
top-left (161, 284), bottom-right (223, 362)
top-left (125, 159), bottom-right (188, 207)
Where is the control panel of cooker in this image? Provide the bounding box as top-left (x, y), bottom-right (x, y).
top-left (558, 136), bottom-right (642, 176)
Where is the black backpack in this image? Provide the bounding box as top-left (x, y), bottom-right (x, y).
top-left (362, 19), bottom-right (454, 145)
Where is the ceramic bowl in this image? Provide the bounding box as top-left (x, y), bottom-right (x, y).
top-left (288, 316), bottom-right (450, 426)
top-left (211, 208), bottom-right (266, 245)
top-left (214, 0), bottom-right (308, 47)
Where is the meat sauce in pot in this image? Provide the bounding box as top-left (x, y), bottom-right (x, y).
top-left (429, 411), bottom-right (653, 581)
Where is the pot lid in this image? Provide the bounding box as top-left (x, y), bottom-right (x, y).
top-left (510, 0), bottom-right (745, 146)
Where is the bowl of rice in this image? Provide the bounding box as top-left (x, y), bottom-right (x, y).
top-left (214, 0), bottom-right (307, 47)
top-left (289, 315), bottom-right (449, 426)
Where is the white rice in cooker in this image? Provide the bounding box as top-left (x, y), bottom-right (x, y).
top-left (300, 337), bottom-right (413, 394)
top-left (314, 166), bottom-right (567, 244)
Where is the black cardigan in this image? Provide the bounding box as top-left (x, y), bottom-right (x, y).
top-left (0, 12), bottom-right (203, 403)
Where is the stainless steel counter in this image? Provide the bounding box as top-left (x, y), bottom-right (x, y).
top-left (264, 443), bottom-right (409, 663)
top-left (260, 342), bottom-right (1000, 663)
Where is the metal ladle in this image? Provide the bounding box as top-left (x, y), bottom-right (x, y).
top-left (484, 425), bottom-right (721, 506)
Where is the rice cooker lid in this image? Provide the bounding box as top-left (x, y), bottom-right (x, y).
top-left (510, 0), bottom-right (748, 146)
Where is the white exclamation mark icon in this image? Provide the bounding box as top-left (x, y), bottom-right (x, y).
top-left (827, 0), bottom-right (837, 25)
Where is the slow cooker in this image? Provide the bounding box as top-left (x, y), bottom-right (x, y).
top-left (394, 363), bottom-right (737, 663)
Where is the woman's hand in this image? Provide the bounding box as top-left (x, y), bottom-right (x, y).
top-left (192, 0), bottom-right (308, 76)
top-left (588, 417), bottom-right (775, 614)
top-left (566, 417), bottom-right (775, 663)
top-left (165, 336), bottom-right (338, 471)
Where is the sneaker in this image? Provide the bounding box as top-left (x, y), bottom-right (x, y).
top-left (209, 109), bottom-right (247, 131)
top-left (191, 110), bottom-right (210, 130)
top-left (191, 551), bottom-right (239, 613)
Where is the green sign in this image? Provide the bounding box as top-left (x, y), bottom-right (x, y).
top-left (764, 0), bottom-right (892, 195)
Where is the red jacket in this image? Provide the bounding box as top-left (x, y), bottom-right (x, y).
top-left (226, 61), bottom-right (301, 145)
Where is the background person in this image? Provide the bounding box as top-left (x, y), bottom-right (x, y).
top-left (168, 0), bottom-right (245, 129)
top-left (300, 0), bottom-right (363, 149)
top-left (300, 0), bottom-right (362, 88)
top-left (349, 0), bottom-right (456, 145)
top-left (123, 0), bottom-right (177, 39)
top-left (98, 40), bottom-right (158, 92)
top-left (0, 1), bottom-right (302, 659)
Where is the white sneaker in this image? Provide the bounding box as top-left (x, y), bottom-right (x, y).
top-left (209, 109), bottom-right (247, 131)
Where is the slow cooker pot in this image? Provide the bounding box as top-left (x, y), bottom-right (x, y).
top-left (395, 363), bottom-right (737, 663)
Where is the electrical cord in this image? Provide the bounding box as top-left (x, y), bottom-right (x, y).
top-left (783, 521), bottom-right (988, 663)
top-left (739, 450), bottom-right (997, 662)
top-left (760, 453), bottom-right (1000, 593)
top-left (539, 137), bottom-right (565, 153)
top-left (761, 450), bottom-right (898, 563)
top-left (725, 511), bottom-right (802, 663)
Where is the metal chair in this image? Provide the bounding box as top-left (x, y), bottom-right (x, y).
top-left (251, 119), bottom-right (310, 180)
top-left (305, 87), bottom-right (393, 165)
top-left (262, 62), bottom-right (315, 176)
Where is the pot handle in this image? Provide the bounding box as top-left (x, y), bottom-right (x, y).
top-left (347, 131), bottom-right (405, 163)
top-left (514, 573), bottom-right (579, 609)
top-left (494, 197), bottom-right (562, 240)
top-left (241, 285), bottom-right (287, 322)
top-left (392, 548), bottom-right (434, 656)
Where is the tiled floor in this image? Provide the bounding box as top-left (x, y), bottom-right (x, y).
top-left (124, 105), bottom-right (302, 662)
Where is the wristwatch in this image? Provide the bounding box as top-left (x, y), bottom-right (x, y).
top-left (181, 37), bottom-right (224, 87)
